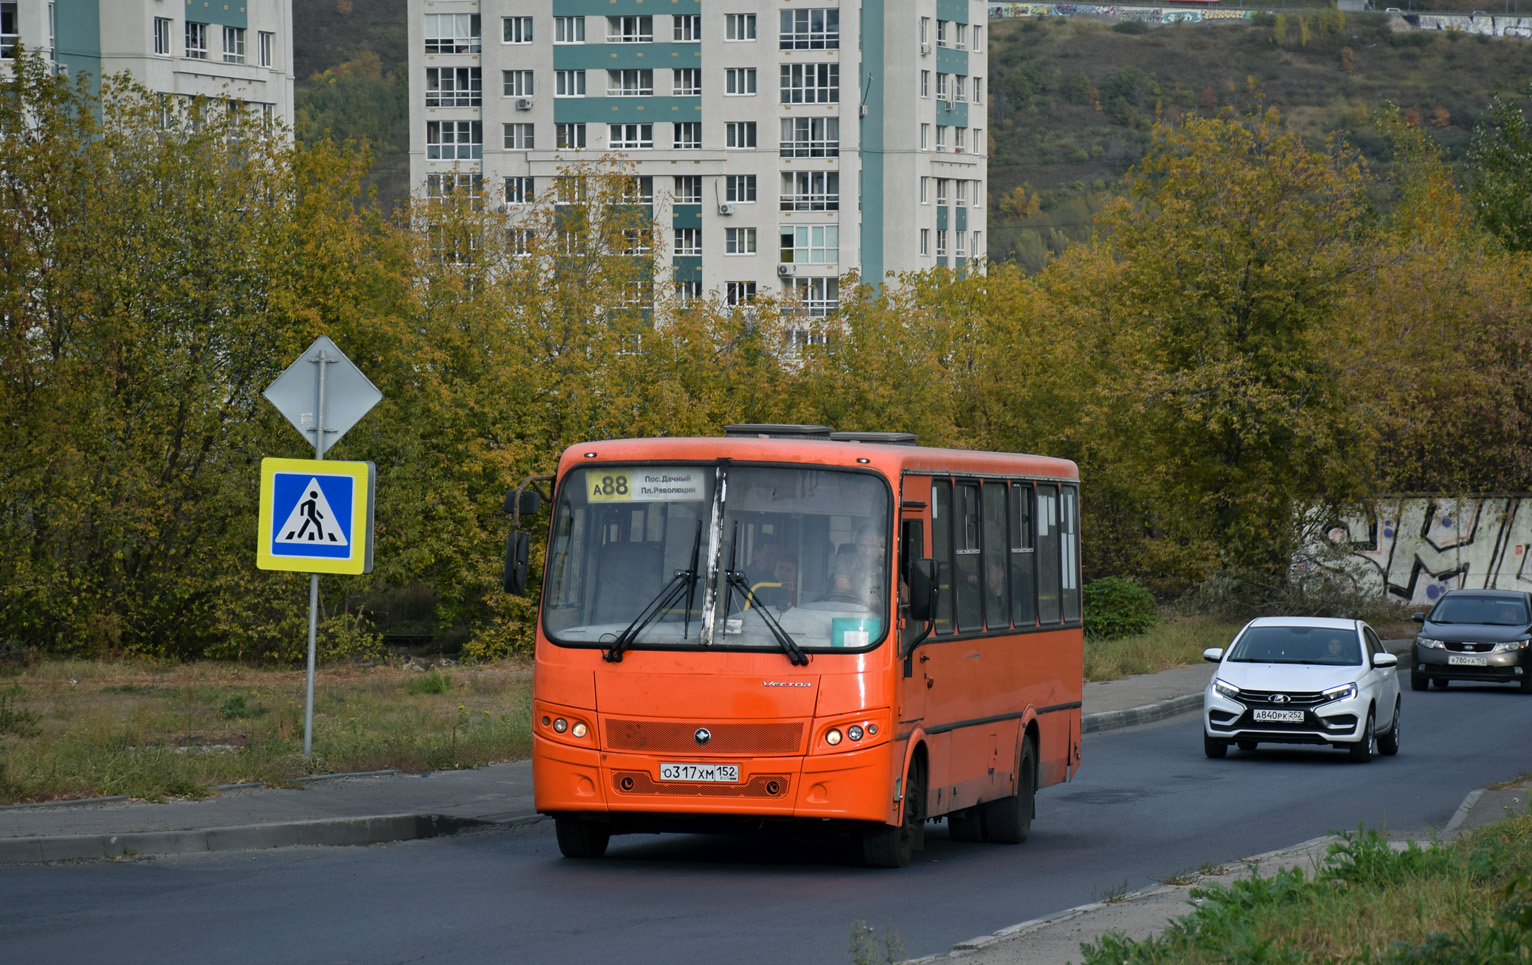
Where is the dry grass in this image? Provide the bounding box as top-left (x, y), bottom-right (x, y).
top-left (0, 658), bottom-right (532, 804)
top-left (1084, 616), bottom-right (1241, 682)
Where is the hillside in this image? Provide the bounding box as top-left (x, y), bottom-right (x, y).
top-left (289, 3), bottom-right (1531, 259)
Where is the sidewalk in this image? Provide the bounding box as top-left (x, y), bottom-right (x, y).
top-left (3, 646), bottom-right (1521, 965)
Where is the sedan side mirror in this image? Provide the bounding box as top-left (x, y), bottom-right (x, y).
top-left (1373, 652), bottom-right (1399, 669)
top-left (1410, 612), bottom-right (1425, 623)
top-left (1202, 647), bottom-right (1224, 663)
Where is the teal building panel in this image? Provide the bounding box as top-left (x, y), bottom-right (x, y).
top-left (185, 0), bottom-right (249, 29)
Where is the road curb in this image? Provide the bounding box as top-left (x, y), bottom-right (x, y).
top-left (1081, 694), bottom-right (1202, 734)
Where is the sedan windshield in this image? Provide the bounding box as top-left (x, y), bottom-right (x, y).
top-left (1429, 596), bottom-right (1530, 626)
top-left (542, 464), bottom-right (891, 655)
top-left (1227, 626), bottom-right (1361, 666)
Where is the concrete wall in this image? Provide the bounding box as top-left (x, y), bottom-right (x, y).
top-left (1309, 497), bottom-right (1532, 607)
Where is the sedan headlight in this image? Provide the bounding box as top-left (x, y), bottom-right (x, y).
top-left (1494, 639), bottom-right (1531, 652)
top-left (1213, 678), bottom-right (1242, 700)
top-left (1415, 637), bottom-right (1446, 650)
top-left (1320, 682), bottom-right (1358, 703)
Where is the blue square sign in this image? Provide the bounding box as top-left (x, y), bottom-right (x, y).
top-left (258, 458), bottom-right (374, 574)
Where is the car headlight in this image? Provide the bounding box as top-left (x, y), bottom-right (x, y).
top-left (1213, 678), bottom-right (1242, 700)
top-left (1416, 637), bottom-right (1446, 650)
top-left (1320, 682), bottom-right (1358, 703)
top-left (1493, 639), bottom-right (1531, 652)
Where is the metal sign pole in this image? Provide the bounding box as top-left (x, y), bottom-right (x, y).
top-left (303, 349), bottom-right (332, 758)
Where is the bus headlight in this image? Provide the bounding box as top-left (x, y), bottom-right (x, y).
top-left (826, 728), bottom-right (843, 746)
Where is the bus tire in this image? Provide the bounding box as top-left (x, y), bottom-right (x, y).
top-left (554, 815), bottom-right (610, 859)
top-left (982, 736), bottom-right (1035, 845)
top-left (860, 758), bottom-right (925, 868)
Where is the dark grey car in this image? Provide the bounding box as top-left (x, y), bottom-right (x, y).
top-left (1410, 589), bottom-right (1532, 692)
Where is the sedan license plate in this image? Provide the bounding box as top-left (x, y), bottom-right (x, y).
top-left (1253, 709), bottom-right (1304, 723)
top-left (660, 762), bottom-right (740, 783)
top-left (1449, 654), bottom-right (1489, 666)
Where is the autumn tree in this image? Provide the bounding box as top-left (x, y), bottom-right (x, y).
top-left (1466, 83), bottom-right (1532, 253)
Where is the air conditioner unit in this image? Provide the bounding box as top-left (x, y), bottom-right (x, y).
top-left (515, 98), bottom-right (534, 111)
top-left (777, 263), bottom-right (795, 277)
top-left (920, 43), bottom-right (932, 56)
top-left (717, 203), bottom-right (734, 215)
top-left (858, 104), bottom-right (868, 117)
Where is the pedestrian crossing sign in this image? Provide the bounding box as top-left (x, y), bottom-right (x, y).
top-left (257, 458), bottom-right (375, 574)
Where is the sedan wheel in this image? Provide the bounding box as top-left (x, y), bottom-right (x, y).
top-left (1410, 672), bottom-right (1428, 692)
top-left (1378, 702), bottom-right (1401, 756)
top-left (1203, 733), bottom-right (1227, 759)
top-left (1349, 709), bottom-right (1376, 763)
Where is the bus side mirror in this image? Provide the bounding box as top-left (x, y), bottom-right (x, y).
top-left (503, 489), bottom-right (541, 517)
top-left (503, 530), bottom-right (530, 595)
top-left (907, 558), bottom-right (937, 623)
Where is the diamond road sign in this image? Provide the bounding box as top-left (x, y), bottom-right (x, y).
top-left (263, 336), bottom-right (382, 457)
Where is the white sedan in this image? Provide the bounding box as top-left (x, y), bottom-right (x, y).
top-left (1202, 616), bottom-right (1401, 763)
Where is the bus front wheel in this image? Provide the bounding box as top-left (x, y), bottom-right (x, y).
top-left (982, 736), bottom-right (1035, 845)
top-left (860, 758), bottom-right (926, 868)
top-left (554, 815), bottom-right (610, 859)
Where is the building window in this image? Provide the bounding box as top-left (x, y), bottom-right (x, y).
top-left (726, 175), bottom-right (757, 203)
top-left (505, 177), bottom-right (534, 205)
top-left (673, 176), bottom-right (702, 204)
top-left (973, 181), bottom-right (983, 206)
top-left (152, 17), bottom-right (171, 56)
top-left (608, 69), bottom-right (653, 96)
top-left (426, 121), bottom-right (482, 160)
top-left (780, 63), bottom-right (838, 104)
top-left (920, 70), bottom-right (930, 98)
top-left (920, 17), bottom-right (930, 44)
top-left (955, 23), bottom-right (968, 51)
top-left (956, 231), bottom-right (967, 259)
top-left (258, 31), bottom-right (274, 67)
top-left (973, 77), bottom-right (983, 104)
top-left (956, 181), bottom-right (967, 207)
top-left (779, 8), bottom-right (839, 50)
top-left (503, 70), bottom-right (534, 97)
top-left (974, 26), bottom-right (984, 53)
top-left (936, 229), bottom-right (948, 257)
top-left (555, 16), bottom-right (585, 43)
top-left (608, 123), bottom-right (653, 149)
top-left (936, 179), bottom-right (949, 206)
top-left (555, 70), bottom-right (585, 97)
top-left (726, 281), bottom-right (757, 306)
top-left (556, 123), bottom-right (587, 150)
top-left (725, 68), bottom-right (756, 96)
top-left (919, 123), bottom-right (930, 150)
top-left (955, 127), bottom-right (966, 153)
top-left (792, 277), bottom-right (839, 316)
top-left (920, 178), bottom-right (929, 203)
top-left (185, 21), bottom-right (209, 59)
top-left (936, 73), bottom-right (948, 101)
top-left (726, 122), bottom-right (756, 149)
top-left (673, 122), bottom-right (701, 150)
top-left (973, 231), bottom-right (982, 258)
top-left (607, 16), bottom-right (653, 43)
top-left (673, 14), bottom-right (701, 42)
top-left (673, 68), bottom-right (701, 96)
top-left (974, 129), bottom-right (983, 155)
top-left (620, 175), bottom-right (654, 203)
top-left (920, 228), bottom-right (930, 256)
top-left (674, 281), bottom-right (702, 303)
top-left (502, 17), bottom-right (532, 44)
top-left (726, 228), bottom-right (757, 254)
top-left (427, 68), bottom-right (481, 107)
top-left (936, 126), bottom-right (947, 152)
top-left (726, 14), bottom-right (756, 41)
top-left (936, 20), bottom-right (949, 48)
top-left (503, 123), bottom-right (534, 150)
top-left (555, 177), bottom-right (589, 206)
top-left (780, 172), bottom-right (838, 212)
top-left (779, 117), bottom-right (838, 158)
top-left (955, 75), bottom-right (966, 103)
top-left (674, 227), bottom-right (702, 256)
top-left (223, 26), bottom-right (245, 63)
top-left (426, 174), bottom-right (483, 203)
top-left (509, 229), bottom-right (534, 256)
top-left (425, 14), bottom-right (480, 54)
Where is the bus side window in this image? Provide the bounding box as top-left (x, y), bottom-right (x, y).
top-left (1061, 486), bottom-right (1081, 622)
top-left (955, 481), bottom-right (982, 632)
top-left (932, 479), bottom-right (954, 634)
top-left (1036, 483), bottom-right (1060, 624)
top-left (982, 482), bottom-right (1009, 629)
top-left (1009, 482), bottom-right (1036, 627)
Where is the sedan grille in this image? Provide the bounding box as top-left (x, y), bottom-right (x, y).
top-left (1237, 689), bottom-right (1327, 707)
top-left (1445, 642), bottom-right (1494, 653)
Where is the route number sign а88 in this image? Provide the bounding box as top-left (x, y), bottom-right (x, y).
top-left (587, 468), bottom-right (707, 503)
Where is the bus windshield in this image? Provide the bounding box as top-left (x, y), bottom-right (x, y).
top-left (542, 464), bottom-right (891, 655)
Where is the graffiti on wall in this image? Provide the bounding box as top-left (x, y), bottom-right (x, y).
top-left (1312, 496), bottom-right (1532, 606)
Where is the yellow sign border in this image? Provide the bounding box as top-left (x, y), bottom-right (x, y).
top-left (257, 458), bottom-right (374, 574)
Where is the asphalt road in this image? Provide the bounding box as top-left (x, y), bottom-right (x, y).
top-left (4, 681), bottom-right (1529, 965)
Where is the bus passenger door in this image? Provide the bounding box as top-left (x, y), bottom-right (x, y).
top-left (896, 475), bottom-right (932, 782)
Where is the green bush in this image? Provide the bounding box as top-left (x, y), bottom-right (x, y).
top-left (1083, 577), bottom-right (1159, 640)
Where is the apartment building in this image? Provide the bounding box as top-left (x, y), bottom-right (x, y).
top-left (0, 1), bottom-right (293, 126)
top-left (407, 1), bottom-right (987, 316)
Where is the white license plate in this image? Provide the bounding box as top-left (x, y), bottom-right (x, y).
top-left (1253, 709), bottom-right (1304, 723)
top-left (1449, 654), bottom-right (1489, 666)
top-left (660, 762), bottom-right (740, 783)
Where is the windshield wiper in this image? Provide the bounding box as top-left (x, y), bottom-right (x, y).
top-left (603, 522), bottom-right (703, 663)
top-left (720, 521), bottom-right (808, 666)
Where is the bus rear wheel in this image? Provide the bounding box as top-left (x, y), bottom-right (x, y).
top-left (554, 815), bottom-right (610, 859)
top-left (861, 758), bottom-right (925, 868)
top-left (982, 737), bottom-right (1035, 844)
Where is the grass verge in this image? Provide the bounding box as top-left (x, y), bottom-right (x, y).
top-left (1085, 616), bottom-right (1242, 683)
top-left (0, 659), bottom-right (531, 805)
top-left (1081, 816), bottom-right (1532, 964)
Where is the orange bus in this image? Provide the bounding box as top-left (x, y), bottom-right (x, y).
top-left (504, 424), bottom-right (1083, 866)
